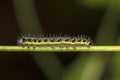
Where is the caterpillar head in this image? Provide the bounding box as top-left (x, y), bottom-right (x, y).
top-left (17, 37), bottom-right (30, 46)
top-left (17, 37), bottom-right (24, 46)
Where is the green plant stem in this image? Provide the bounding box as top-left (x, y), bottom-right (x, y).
top-left (0, 46), bottom-right (120, 52)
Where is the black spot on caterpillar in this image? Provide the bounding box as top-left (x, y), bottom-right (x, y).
top-left (17, 34), bottom-right (93, 48)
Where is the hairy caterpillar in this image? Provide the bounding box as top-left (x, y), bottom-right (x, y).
top-left (17, 34), bottom-right (93, 48)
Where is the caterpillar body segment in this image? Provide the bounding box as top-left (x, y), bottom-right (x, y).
top-left (17, 34), bottom-right (93, 48)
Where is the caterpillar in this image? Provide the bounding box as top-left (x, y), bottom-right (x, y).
top-left (17, 34), bottom-right (93, 48)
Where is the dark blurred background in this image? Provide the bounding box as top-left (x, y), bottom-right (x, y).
top-left (0, 0), bottom-right (118, 80)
